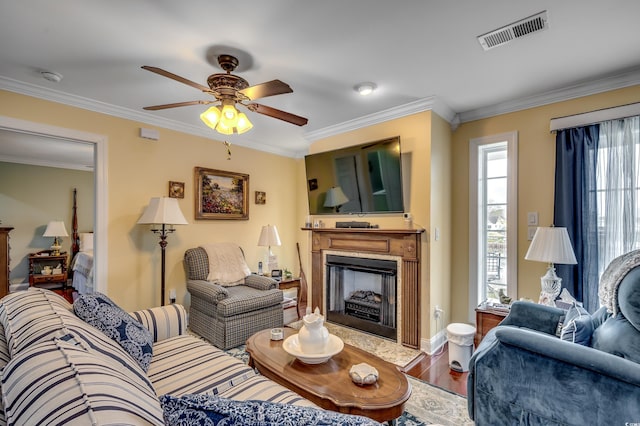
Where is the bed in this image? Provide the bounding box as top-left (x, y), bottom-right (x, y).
top-left (69, 189), bottom-right (94, 294)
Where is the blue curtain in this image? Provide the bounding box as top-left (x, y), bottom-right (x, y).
top-left (553, 125), bottom-right (600, 312)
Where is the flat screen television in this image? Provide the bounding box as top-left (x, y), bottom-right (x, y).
top-left (305, 136), bottom-right (404, 215)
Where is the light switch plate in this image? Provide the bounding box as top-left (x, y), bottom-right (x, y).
top-left (527, 212), bottom-right (538, 226)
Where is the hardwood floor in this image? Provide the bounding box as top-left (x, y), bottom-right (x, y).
top-left (405, 343), bottom-right (468, 397)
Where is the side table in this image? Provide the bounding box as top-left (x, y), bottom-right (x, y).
top-left (474, 304), bottom-right (509, 347)
top-left (278, 277), bottom-right (302, 320)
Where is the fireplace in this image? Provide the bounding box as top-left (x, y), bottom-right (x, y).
top-left (308, 227), bottom-right (424, 348)
top-left (326, 255), bottom-right (397, 340)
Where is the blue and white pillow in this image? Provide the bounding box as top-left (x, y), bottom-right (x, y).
top-left (160, 394), bottom-right (382, 426)
top-left (74, 292), bottom-right (153, 371)
top-left (560, 302), bottom-right (594, 346)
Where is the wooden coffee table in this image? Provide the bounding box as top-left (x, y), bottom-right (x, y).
top-left (246, 328), bottom-right (411, 423)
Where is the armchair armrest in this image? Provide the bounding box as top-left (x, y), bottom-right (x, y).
top-left (130, 304), bottom-right (188, 343)
top-left (493, 327), bottom-right (640, 385)
top-left (187, 280), bottom-right (229, 303)
top-left (500, 301), bottom-right (564, 335)
top-left (244, 274), bottom-right (278, 290)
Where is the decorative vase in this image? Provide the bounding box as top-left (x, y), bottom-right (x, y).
top-left (298, 307), bottom-right (329, 354)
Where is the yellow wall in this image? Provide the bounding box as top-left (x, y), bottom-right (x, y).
top-left (305, 111), bottom-right (453, 345)
top-left (1, 90), bottom-right (301, 311)
top-left (451, 85), bottom-right (640, 323)
top-left (0, 162), bottom-right (94, 282)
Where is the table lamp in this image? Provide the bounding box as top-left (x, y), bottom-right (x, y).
top-left (137, 197), bottom-right (188, 305)
top-left (43, 221), bottom-right (69, 255)
top-left (525, 226), bottom-right (577, 306)
top-left (324, 186), bottom-right (349, 213)
top-left (258, 224), bottom-right (281, 273)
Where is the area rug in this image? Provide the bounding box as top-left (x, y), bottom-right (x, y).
top-left (287, 320), bottom-right (423, 369)
top-left (224, 345), bottom-right (473, 426)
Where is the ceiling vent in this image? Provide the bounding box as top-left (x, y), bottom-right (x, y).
top-left (478, 11), bottom-right (548, 51)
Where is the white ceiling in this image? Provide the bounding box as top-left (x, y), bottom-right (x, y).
top-left (1, 0), bottom-right (640, 162)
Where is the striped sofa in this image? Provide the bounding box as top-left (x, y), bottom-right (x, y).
top-left (0, 288), bottom-right (317, 425)
top-left (185, 246), bottom-right (284, 350)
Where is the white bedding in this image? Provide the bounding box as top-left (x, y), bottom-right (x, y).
top-left (71, 251), bottom-right (94, 294)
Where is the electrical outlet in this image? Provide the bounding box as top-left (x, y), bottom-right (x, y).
top-left (434, 305), bottom-right (443, 319)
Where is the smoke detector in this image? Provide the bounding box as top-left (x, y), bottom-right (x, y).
top-left (40, 70), bottom-right (63, 83)
top-left (478, 11), bottom-right (548, 51)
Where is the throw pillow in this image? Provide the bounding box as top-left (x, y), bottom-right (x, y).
top-left (160, 394), bottom-right (381, 426)
top-left (74, 292), bottom-right (153, 371)
top-left (560, 302), bottom-right (594, 346)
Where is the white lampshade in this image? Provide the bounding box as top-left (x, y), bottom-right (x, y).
top-left (324, 186), bottom-right (349, 208)
top-left (137, 197), bottom-right (188, 225)
top-left (525, 227), bottom-right (577, 265)
top-left (258, 224), bottom-right (281, 247)
top-left (43, 221), bottom-right (69, 237)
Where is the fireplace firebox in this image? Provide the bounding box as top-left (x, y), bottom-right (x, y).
top-left (326, 255), bottom-right (397, 340)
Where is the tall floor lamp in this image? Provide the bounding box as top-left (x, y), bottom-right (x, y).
top-left (137, 197), bottom-right (188, 305)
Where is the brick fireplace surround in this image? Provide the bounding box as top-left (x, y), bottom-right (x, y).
top-left (306, 228), bottom-right (424, 349)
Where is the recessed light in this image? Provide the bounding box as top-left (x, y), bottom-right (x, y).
top-left (41, 71), bottom-right (63, 83)
top-left (354, 82), bottom-right (377, 96)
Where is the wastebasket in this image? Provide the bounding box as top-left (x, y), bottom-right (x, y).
top-left (446, 323), bottom-right (476, 372)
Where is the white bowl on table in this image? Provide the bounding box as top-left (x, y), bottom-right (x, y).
top-left (282, 334), bottom-right (344, 364)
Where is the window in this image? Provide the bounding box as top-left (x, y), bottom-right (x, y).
top-left (469, 132), bottom-right (518, 319)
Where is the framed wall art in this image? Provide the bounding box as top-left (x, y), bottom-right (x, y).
top-left (255, 191), bottom-right (266, 205)
top-left (168, 181), bottom-right (185, 199)
top-left (194, 167), bottom-right (249, 220)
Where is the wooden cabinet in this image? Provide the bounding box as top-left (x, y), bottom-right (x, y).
top-left (0, 227), bottom-right (14, 298)
top-left (474, 305), bottom-right (509, 347)
top-left (29, 251), bottom-right (68, 288)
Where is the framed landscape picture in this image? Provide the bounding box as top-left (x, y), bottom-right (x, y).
top-left (194, 167), bottom-right (249, 220)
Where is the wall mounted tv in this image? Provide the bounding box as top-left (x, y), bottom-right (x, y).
top-left (305, 136), bottom-right (404, 215)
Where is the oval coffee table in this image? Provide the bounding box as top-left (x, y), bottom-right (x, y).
top-left (246, 328), bottom-right (411, 423)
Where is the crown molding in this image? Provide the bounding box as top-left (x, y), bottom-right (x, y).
top-left (457, 67), bottom-right (640, 124)
top-left (304, 96), bottom-right (457, 142)
top-left (0, 76), bottom-right (298, 158)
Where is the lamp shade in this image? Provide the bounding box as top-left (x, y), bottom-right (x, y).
top-left (137, 197), bottom-right (188, 225)
top-left (43, 221), bottom-right (68, 237)
top-left (525, 227), bottom-right (577, 264)
top-left (324, 186), bottom-right (349, 208)
top-left (258, 224), bottom-right (281, 247)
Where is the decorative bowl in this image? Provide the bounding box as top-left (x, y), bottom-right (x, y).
top-left (282, 333), bottom-right (344, 364)
top-left (349, 362), bottom-right (379, 385)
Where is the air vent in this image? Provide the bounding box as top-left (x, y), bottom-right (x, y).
top-left (478, 11), bottom-right (548, 51)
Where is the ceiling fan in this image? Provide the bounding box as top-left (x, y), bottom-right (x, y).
top-left (142, 54), bottom-right (308, 135)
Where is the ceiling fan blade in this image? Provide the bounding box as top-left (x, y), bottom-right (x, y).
top-left (142, 66), bottom-right (212, 93)
top-left (240, 80), bottom-right (293, 100)
top-left (143, 100), bottom-right (213, 111)
top-left (248, 103), bottom-right (308, 126)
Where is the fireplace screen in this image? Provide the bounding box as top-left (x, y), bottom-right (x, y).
top-left (325, 254), bottom-right (397, 340)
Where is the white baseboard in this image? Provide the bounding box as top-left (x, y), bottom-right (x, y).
top-left (421, 328), bottom-right (447, 355)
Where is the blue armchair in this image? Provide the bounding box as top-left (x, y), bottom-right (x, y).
top-left (467, 251), bottom-right (640, 425)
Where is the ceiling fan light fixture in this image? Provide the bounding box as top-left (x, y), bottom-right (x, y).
top-left (354, 82), bottom-right (377, 96)
top-left (200, 106), bottom-right (222, 129)
top-left (221, 102), bottom-right (238, 121)
top-left (215, 120), bottom-right (234, 135)
top-left (235, 112), bottom-right (253, 134)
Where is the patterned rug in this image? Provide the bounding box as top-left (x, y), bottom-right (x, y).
top-left (225, 344), bottom-right (473, 426)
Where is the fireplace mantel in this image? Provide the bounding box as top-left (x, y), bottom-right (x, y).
top-left (304, 227), bottom-right (424, 348)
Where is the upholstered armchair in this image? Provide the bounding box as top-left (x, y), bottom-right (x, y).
top-left (467, 250), bottom-right (640, 425)
top-left (185, 243), bottom-right (284, 350)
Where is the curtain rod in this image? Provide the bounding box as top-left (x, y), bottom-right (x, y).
top-left (549, 102), bottom-right (640, 133)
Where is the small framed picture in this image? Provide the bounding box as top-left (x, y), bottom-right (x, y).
top-left (308, 178), bottom-right (318, 191)
top-left (169, 181), bottom-right (185, 199)
top-left (255, 191), bottom-right (266, 205)
top-left (271, 269), bottom-right (282, 281)
top-left (194, 167), bottom-right (249, 220)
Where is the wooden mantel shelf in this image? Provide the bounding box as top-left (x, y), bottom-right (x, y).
top-left (303, 227), bottom-right (424, 349)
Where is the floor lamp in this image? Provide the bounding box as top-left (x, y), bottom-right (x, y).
top-left (137, 197), bottom-right (188, 305)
